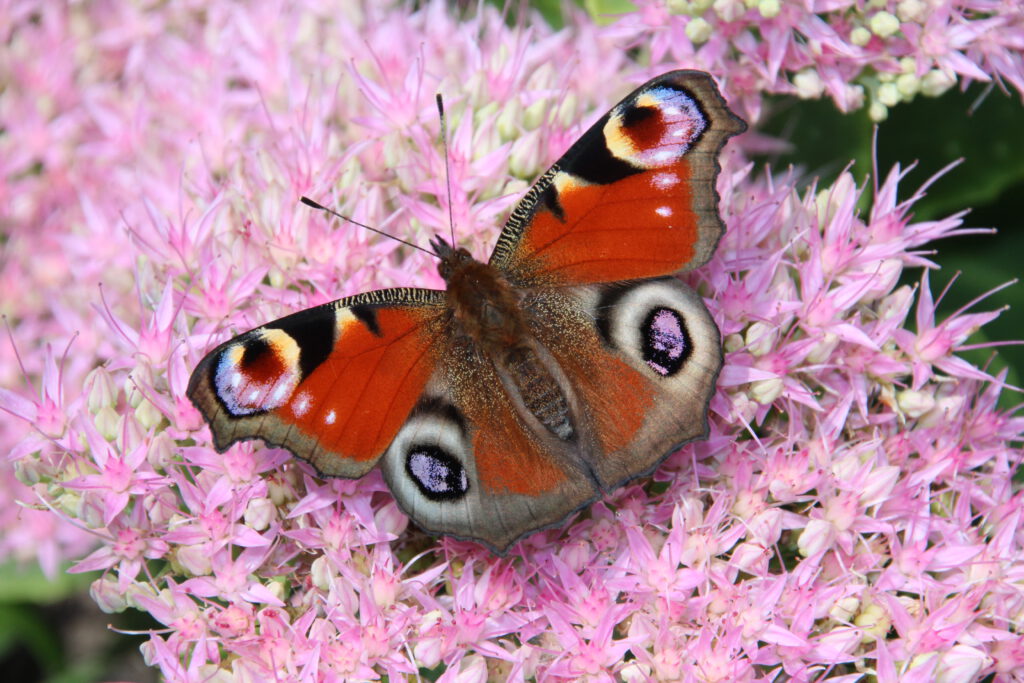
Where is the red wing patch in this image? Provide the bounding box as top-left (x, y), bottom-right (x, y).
top-left (279, 307), bottom-right (439, 462)
top-left (572, 352), bottom-right (656, 458)
top-left (472, 403), bottom-right (571, 495)
top-left (514, 166), bottom-right (699, 283)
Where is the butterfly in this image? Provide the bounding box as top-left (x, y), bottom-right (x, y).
top-left (187, 70), bottom-right (746, 552)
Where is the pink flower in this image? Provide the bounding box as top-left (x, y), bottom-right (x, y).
top-left (71, 505), bottom-right (169, 589)
top-left (894, 270), bottom-right (1010, 389)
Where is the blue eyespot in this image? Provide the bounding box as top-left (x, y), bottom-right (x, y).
top-left (406, 446), bottom-right (469, 501)
top-left (642, 307), bottom-right (691, 376)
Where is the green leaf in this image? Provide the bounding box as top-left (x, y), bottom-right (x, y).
top-left (756, 95), bottom-right (875, 184)
top-left (877, 86), bottom-right (1024, 222)
top-left (531, 0), bottom-right (572, 27)
top-left (419, 663), bottom-right (448, 681)
top-left (583, 0), bottom-right (637, 25)
top-left (483, 0), bottom-right (585, 29)
top-left (0, 604), bottom-right (65, 675)
top-left (0, 563), bottom-right (93, 605)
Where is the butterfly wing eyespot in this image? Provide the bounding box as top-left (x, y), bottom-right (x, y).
top-left (406, 446), bottom-right (470, 501)
top-left (489, 70), bottom-right (745, 287)
top-left (209, 328), bottom-right (302, 416)
top-left (639, 306), bottom-right (692, 377)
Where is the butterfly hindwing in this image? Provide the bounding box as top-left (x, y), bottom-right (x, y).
top-left (187, 288), bottom-right (446, 478)
top-left (380, 278), bottom-right (722, 552)
top-left (522, 279), bottom-right (722, 490)
top-left (490, 70), bottom-right (745, 286)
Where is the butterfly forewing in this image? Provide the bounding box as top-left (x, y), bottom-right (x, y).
top-left (490, 70), bottom-right (745, 287)
top-left (188, 286), bottom-right (602, 552)
top-left (187, 288), bottom-right (446, 478)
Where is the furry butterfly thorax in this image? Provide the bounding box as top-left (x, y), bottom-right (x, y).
top-left (187, 70), bottom-right (746, 552)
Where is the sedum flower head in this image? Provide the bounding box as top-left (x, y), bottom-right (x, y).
top-left (1, 0), bottom-right (1021, 680)
top-left (615, 0), bottom-right (1024, 118)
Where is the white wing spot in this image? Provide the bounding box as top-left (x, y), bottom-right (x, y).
top-left (653, 149), bottom-right (674, 162)
top-left (325, 410), bottom-right (336, 425)
top-left (654, 172), bottom-right (679, 188)
top-left (671, 127), bottom-right (686, 137)
top-left (230, 372), bottom-right (242, 389)
top-left (271, 382), bottom-right (289, 403)
top-left (656, 206), bottom-right (673, 217)
top-left (292, 392), bottom-right (311, 417)
top-left (663, 106), bottom-right (681, 116)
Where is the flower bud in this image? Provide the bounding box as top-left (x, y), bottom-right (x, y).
top-left (850, 26), bottom-right (872, 46)
top-left (686, 17), bottom-right (712, 43)
top-left (794, 69), bottom-right (825, 99)
top-left (798, 519), bottom-right (835, 557)
top-left (91, 576), bottom-right (128, 613)
top-left (897, 389), bottom-right (935, 418)
top-left (750, 377), bottom-right (783, 405)
top-left (854, 600), bottom-right (890, 641)
top-left (244, 497), bottom-right (276, 531)
top-left (869, 11), bottom-right (900, 38)
top-left (935, 644), bottom-right (991, 683)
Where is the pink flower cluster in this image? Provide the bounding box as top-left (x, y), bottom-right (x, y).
top-left (616, 0), bottom-right (1024, 123)
top-left (2, 0), bottom-right (1022, 681)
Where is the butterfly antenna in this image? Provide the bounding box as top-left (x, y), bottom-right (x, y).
top-left (436, 93), bottom-right (456, 248)
top-left (299, 196), bottom-right (433, 256)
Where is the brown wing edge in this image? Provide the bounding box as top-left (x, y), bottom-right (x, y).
top-left (417, 492), bottom-right (604, 555)
top-left (428, 423), bottom-right (718, 556)
top-left (670, 71), bottom-right (747, 272)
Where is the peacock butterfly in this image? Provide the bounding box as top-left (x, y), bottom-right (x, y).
top-left (187, 71), bottom-right (746, 552)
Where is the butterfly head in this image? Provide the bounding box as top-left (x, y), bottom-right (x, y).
top-left (430, 235), bottom-right (476, 283)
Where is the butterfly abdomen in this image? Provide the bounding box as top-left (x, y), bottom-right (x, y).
top-left (504, 346), bottom-right (574, 441)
